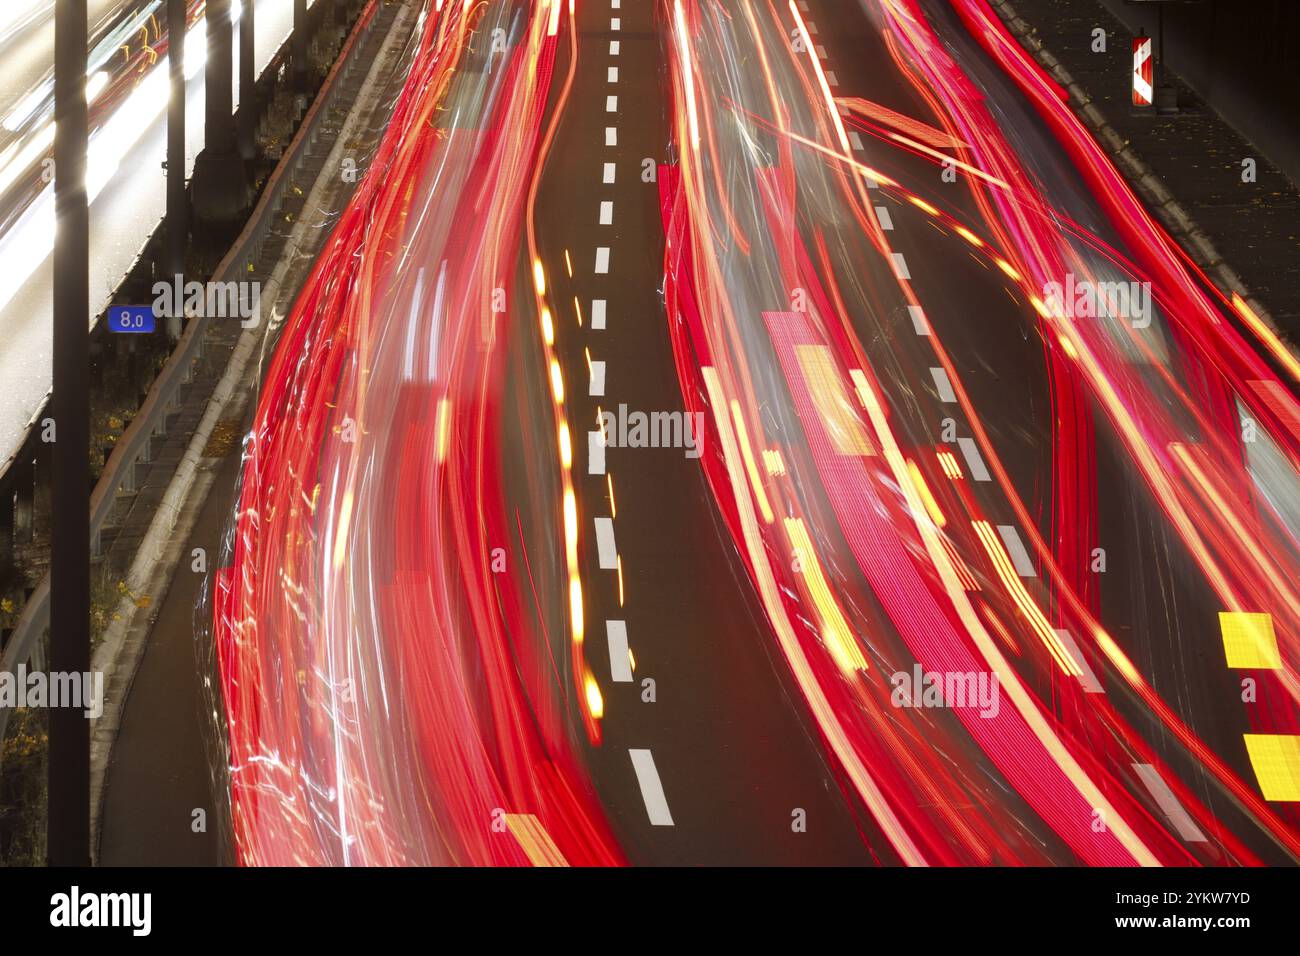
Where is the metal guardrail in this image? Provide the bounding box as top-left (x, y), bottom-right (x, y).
top-left (0, 0), bottom-right (384, 743)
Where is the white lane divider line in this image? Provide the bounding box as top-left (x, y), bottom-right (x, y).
top-left (605, 126), bottom-right (617, 146)
top-left (806, 20), bottom-right (819, 34)
top-left (908, 304), bottom-right (930, 336)
top-left (825, 70), bottom-right (838, 87)
top-left (594, 517), bottom-right (618, 569)
top-left (595, 247), bottom-right (611, 274)
top-left (588, 431), bottom-right (606, 475)
top-left (815, 44), bottom-right (827, 59)
top-left (606, 620), bottom-right (633, 683)
top-left (611, 17), bottom-right (621, 31)
top-left (602, 161), bottom-right (616, 183)
top-left (599, 200), bottom-right (614, 225)
top-left (929, 365), bottom-right (956, 403)
top-left (592, 299), bottom-right (607, 329)
top-left (1132, 764), bottom-right (1208, 843)
top-left (995, 524), bottom-right (1036, 577)
top-left (890, 252), bottom-right (911, 280)
top-left (610, 39), bottom-right (620, 55)
top-left (606, 94), bottom-right (618, 113)
top-left (608, 66), bottom-right (619, 83)
top-left (628, 749), bottom-right (675, 826)
top-left (1055, 630), bottom-right (1105, 694)
top-left (956, 437), bottom-right (990, 481)
top-left (590, 360), bottom-right (607, 396)
top-left (874, 205), bottom-right (893, 230)
top-left (612, 0), bottom-right (621, 8)
top-left (849, 130), bottom-right (864, 151)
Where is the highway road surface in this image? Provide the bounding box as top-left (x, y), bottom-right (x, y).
top-left (202, 0), bottom-right (1300, 865)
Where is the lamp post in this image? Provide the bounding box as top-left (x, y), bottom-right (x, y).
top-left (50, 0), bottom-right (91, 868)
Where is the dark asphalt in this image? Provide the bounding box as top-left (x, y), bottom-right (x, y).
top-left (97, 452), bottom-right (236, 866)
top-left (526, 0), bottom-right (881, 864)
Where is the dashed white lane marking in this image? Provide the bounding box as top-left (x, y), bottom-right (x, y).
top-left (595, 247), bottom-right (610, 274)
top-left (798, 0), bottom-right (809, 10)
top-left (611, 17), bottom-right (621, 31)
top-left (606, 94), bottom-right (618, 112)
top-left (908, 304), bottom-right (930, 336)
top-left (606, 621), bottom-right (633, 683)
top-left (890, 252), bottom-right (911, 280)
top-left (609, 39), bottom-right (620, 55)
top-left (401, 267), bottom-right (427, 381)
top-left (929, 365), bottom-right (956, 403)
top-left (588, 431), bottom-right (606, 475)
top-left (612, 0), bottom-right (621, 8)
top-left (605, 126), bottom-right (617, 146)
top-left (995, 524), bottom-right (1036, 577)
top-left (1132, 764), bottom-right (1208, 843)
top-left (956, 437), bottom-right (990, 481)
top-left (594, 517), bottom-right (618, 569)
top-left (602, 161), bottom-right (616, 183)
top-left (592, 298), bottom-right (607, 329)
top-left (825, 70), bottom-right (838, 87)
top-left (608, 66), bottom-right (619, 83)
top-left (874, 205), bottom-right (893, 230)
top-left (806, 21), bottom-right (819, 34)
top-left (590, 360), bottom-right (607, 396)
top-left (849, 130), bottom-right (864, 150)
top-left (599, 200), bottom-right (613, 225)
top-left (815, 44), bottom-right (827, 59)
top-left (1055, 630), bottom-right (1105, 694)
top-left (628, 749), bottom-right (675, 826)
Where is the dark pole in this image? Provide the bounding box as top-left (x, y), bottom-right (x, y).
top-left (192, 0), bottom-right (246, 227)
top-left (238, 0), bottom-right (256, 159)
top-left (293, 0), bottom-right (308, 92)
top-left (166, 0), bottom-right (187, 288)
top-left (205, 0), bottom-right (235, 155)
top-left (50, 0), bottom-right (91, 867)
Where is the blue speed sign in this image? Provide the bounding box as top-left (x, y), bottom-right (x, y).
top-left (109, 305), bottom-right (156, 334)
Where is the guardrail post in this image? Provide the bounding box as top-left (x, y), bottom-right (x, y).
top-left (0, 477), bottom-right (13, 563)
top-left (12, 456), bottom-right (34, 546)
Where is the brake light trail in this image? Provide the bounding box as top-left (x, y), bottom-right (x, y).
top-left (660, 0), bottom-right (1298, 864)
top-left (899, 0), bottom-right (1300, 853)
top-left (211, 0), bottom-right (622, 866)
top-left (199, 0), bottom-right (1299, 866)
top-left (928, 0), bottom-right (1300, 798)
